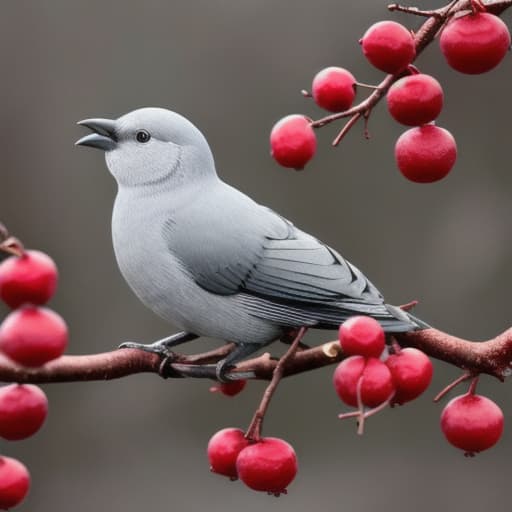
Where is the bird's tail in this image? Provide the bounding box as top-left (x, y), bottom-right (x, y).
top-left (384, 304), bottom-right (431, 331)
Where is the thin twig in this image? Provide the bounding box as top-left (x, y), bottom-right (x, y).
top-left (245, 327), bottom-right (307, 441)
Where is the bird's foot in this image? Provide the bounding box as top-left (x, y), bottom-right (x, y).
top-left (119, 340), bottom-right (176, 358)
top-left (169, 362), bottom-right (255, 382)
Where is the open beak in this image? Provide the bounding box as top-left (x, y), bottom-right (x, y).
top-left (76, 118), bottom-right (117, 151)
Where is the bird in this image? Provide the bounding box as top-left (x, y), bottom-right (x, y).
top-left (76, 107), bottom-right (428, 380)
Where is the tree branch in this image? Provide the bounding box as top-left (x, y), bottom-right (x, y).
top-left (311, 0), bottom-right (512, 142)
top-left (1, 326), bottom-right (511, 384)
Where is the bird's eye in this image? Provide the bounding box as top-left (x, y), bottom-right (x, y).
top-left (136, 130), bottom-right (151, 143)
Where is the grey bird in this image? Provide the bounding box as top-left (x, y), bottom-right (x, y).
top-left (76, 107), bottom-right (428, 380)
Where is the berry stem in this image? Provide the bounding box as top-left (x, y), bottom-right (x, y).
top-left (245, 327), bottom-right (307, 441)
top-left (467, 375), bottom-right (479, 395)
top-left (433, 372), bottom-right (472, 402)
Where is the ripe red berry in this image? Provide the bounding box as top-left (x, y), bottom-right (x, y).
top-left (395, 125), bottom-right (457, 183)
top-left (387, 74), bottom-right (444, 126)
top-left (0, 250), bottom-right (58, 309)
top-left (236, 437), bottom-right (297, 495)
top-left (0, 456), bottom-right (30, 509)
top-left (210, 380), bottom-right (247, 397)
top-left (441, 394), bottom-right (504, 455)
top-left (360, 21), bottom-right (416, 74)
top-left (0, 306), bottom-right (68, 367)
top-left (270, 115), bottom-right (317, 169)
top-left (207, 428), bottom-right (250, 479)
top-left (312, 67), bottom-right (356, 112)
top-left (0, 384), bottom-right (48, 441)
top-left (338, 316), bottom-right (385, 358)
top-left (385, 348), bottom-right (433, 404)
top-left (440, 12), bottom-right (511, 74)
top-left (333, 356), bottom-right (395, 407)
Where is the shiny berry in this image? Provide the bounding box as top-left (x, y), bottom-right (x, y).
top-left (387, 74), bottom-right (444, 126)
top-left (360, 21), bottom-right (416, 73)
top-left (338, 316), bottom-right (385, 358)
top-left (441, 394), bottom-right (504, 455)
top-left (385, 348), bottom-right (433, 404)
top-left (440, 12), bottom-right (511, 74)
top-left (395, 125), bottom-right (457, 183)
top-left (0, 456), bottom-right (30, 509)
top-left (312, 67), bottom-right (356, 112)
top-left (0, 250), bottom-right (58, 309)
top-left (0, 384), bottom-right (48, 441)
top-left (207, 428), bottom-right (250, 479)
top-left (0, 306), bottom-right (68, 367)
top-left (210, 380), bottom-right (247, 397)
top-left (333, 356), bottom-right (395, 407)
top-left (270, 115), bottom-right (317, 169)
top-left (236, 437), bottom-right (297, 495)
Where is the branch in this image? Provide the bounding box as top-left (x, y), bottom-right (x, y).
top-left (311, 0), bottom-right (512, 142)
top-left (1, 326), bottom-right (511, 384)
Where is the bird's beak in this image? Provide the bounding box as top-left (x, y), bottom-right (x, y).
top-left (76, 118), bottom-right (117, 151)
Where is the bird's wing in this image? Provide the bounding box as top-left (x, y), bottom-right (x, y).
top-left (165, 183), bottom-right (412, 330)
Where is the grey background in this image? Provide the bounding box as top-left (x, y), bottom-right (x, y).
top-left (0, 1), bottom-right (511, 511)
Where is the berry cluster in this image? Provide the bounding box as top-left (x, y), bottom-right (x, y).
top-left (0, 237), bottom-right (68, 509)
top-left (333, 316), bottom-right (433, 432)
top-left (269, 5), bottom-right (510, 183)
top-left (208, 429), bottom-right (297, 496)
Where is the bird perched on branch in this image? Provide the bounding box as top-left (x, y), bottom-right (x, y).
top-left (76, 107), bottom-right (427, 380)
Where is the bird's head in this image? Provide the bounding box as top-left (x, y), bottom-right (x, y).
top-left (76, 107), bottom-right (216, 189)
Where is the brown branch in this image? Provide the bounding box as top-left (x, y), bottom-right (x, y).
top-left (0, 327), bottom-right (511, 384)
top-left (311, 0), bottom-right (512, 141)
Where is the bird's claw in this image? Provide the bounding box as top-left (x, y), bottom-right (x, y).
top-left (118, 341), bottom-right (176, 359)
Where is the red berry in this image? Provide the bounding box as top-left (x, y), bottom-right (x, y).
top-left (333, 356), bottom-right (395, 408)
top-left (360, 21), bottom-right (416, 74)
top-left (385, 348), bottom-right (433, 404)
top-left (387, 74), bottom-right (444, 126)
top-left (440, 12), bottom-right (511, 74)
top-left (0, 456), bottom-right (30, 509)
top-left (270, 115), bottom-right (317, 169)
top-left (210, 380), bottom-right (247, 397)
top-left (395, 125), bottom-right (457, 183)
top-left (0, 306), bottom-right (68, 367)
top-left (0, 250), bottom-right (58, 309)
top-left (236, 437), bottom-right (297, 495)
top-left (312, 67), bottom-right (356, 112)
top-left (0, 384), bottom-right (48, 441)
top-left (338, 316), bottom-right (385, 358)
top-left (207, 428), bottom-right (250, 479)
top-left (441, 394), bottom-right (504, 454)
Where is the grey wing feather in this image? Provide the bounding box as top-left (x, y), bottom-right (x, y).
top-left (165, 183), bottom-right (419, 331)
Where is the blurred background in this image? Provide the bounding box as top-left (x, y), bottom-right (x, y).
top-left (1, 1), bottom-right (511, 510)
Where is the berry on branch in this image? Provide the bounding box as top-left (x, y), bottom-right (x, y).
top-left (270, 115), bottom-right (317, 170)
top-left (0, 306), bottom-right (68, 367)
top-left (395, 125), bottom-right (457, 183)
top-left (386, 73), bottom-right (444, 126)
top-left (333, 356), bottom-right (395, 408)
top-left (0, 456), bottom-right (30, 510)
top-left (0, 250), bottom-right (58, 309)
top-left (236, 437), bottom-right (298, 496)
top-left (207, 428), bottom-right (250, 479)
top-left (440, 393), bottom-right (504, 455)
top-left (440, 12), bottom-right (511, 75)
top-left (0, 384), bottom-right (48, 441)
top-left (385, 347), bottom-right (433, 405)
top-left (311, 67), bottom-right (357, 112)
top-left (360, 21), bottom-right (416, 74)
top-left (338, 316), bottom-right (385, 358)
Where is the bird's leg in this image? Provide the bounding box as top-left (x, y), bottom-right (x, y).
top-left (169, 343), bottom-right (261, 382)
top-left (119, 332), bottom-right (199, 357)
